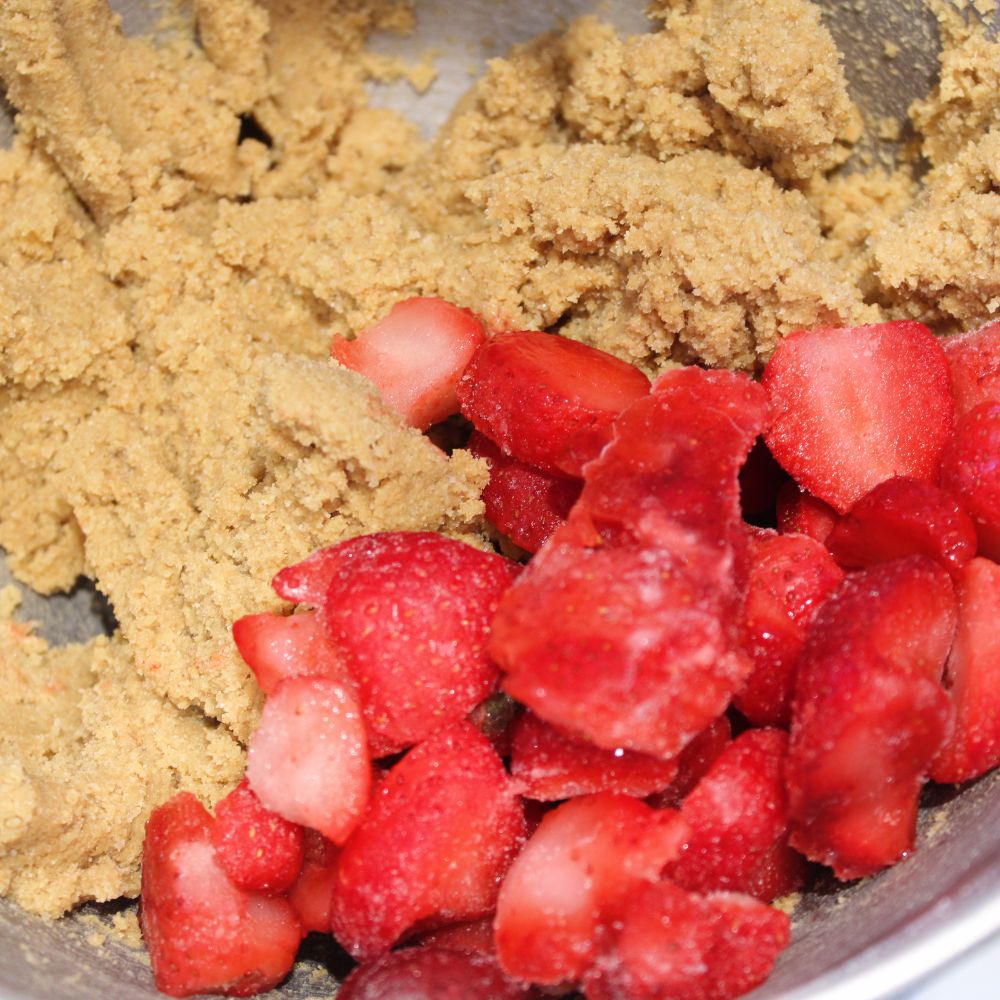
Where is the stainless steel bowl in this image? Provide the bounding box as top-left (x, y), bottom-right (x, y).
top-left (2, 1), bottom-right (999, 997)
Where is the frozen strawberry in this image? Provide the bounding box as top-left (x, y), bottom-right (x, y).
top-left (246, 676), bottom-right (371, 845)
top-left (339, 947), bottom-right (532, 1000)
top-left (330, 297), bottom-right (487, 431)
top-left (583, 882), bottom-right (790, 1000)
top-left (826, 477), bottom-right (977, 578)
top-left (651, 716), bottom-right (733, 810)
top-left (330, 722), bottom-right (525, 960)
top-left (495, 793), bottom-right (689, 985)
top-left (763, 322), bottom-right (954, 512)
top-left (140, 793), bottom-right (302, 998)
top-left (567, 368), bottom-right (768, 555)
top-left (942, 319), bottom-right (1000, 417)
top-left (667, 730), bottom-right (808, 902)
top-left (941, 401), bottom-right (1000, 561)
top-left (932, 558), bottom-right (1000, 783)
top-left (457, 330), bottom-right (650, 477)
top-left (510, 711), bottom-right (678, 801)
top-left (469, 431), bottom-right (582, 553)
top-left (212, 779), bottom-right (305, 895)
top-left (418, 916), bottom-right (497, 956)
top-left (232, 611), bottom-right (344, 695)
top-left (494, 541), bottom-right (752, 759)
top-left (310, 532), bottom-right (519, 752)
top-left (787, 559), bottom-right (957, 879)
top-left (739, 438), bottom-right (789, 522)
top-left (734, 532), bottom-right (844, 728)
top-left (776, 481), bottom-right (838, 545)
top-left (287, 830), bottom-right (339, 934)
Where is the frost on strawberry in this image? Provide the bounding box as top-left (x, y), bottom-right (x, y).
top-left (763, 322), bottom-right (954, 513)
top-left (787, 558), bottom-right (957, 879)
top-left (140, 793), bottom-right (301, 998)
top-left (495, 793), bottom-right (688, 986)
top-left (942, 319), bottom-right (1000, 417)
top-left (330, 722), bottom-right (525, 960)
top-left (932, 558), bottom-right (1000, 784)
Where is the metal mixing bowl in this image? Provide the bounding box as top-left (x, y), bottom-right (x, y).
top-left (2, 1), bottom-right (1000, 997)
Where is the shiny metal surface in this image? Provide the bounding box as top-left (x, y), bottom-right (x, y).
top-left (3, 1), bottom-right (1000, 998)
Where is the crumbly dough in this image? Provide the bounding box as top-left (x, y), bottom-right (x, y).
top-left (0, 0), bottom-right (997, 920)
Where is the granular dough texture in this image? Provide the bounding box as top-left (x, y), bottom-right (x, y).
top-left (0, 0), bottom-right (997, 920)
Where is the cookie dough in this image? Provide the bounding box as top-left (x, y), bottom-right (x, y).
top-left (0, 0), bottom-right (997, 918)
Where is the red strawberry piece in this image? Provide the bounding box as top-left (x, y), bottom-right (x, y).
top-left (583, 882), bottom-right (790, 1000)
top-left (287, 830), bottom-right (339, 934)
top-left (330, 722), bottom-right (525, 960)
top-left (457, 330), bottom-right (650, 477)
top-left (762, 321), bottom-right (954, 513)
top-left (495, 793), bottom-right (689, 986)
top-left (566, 368), bottom-right (768, 555)
top-left (493, 541), bottom-right (753, 759)
top-left (667, 730), bottom-right (809, 902)
top-left (246, 676), bottom-right (371, 845)
top-left (826, 477), bottom-right (977, 578)
top-left (468, 431), bottom-right (582, 553)
top-left (941, 401), bottom-right (1000, 561)
top-left (787, 559), bottom-right (957, 879)
top-left (140, 792), bottom-right (302, 998)
top-left (734, 531), bottom-right (844, 728)
top-left (232, 611), bottom-right (344, 695)
top-left (212, 779), bottom-right (305, 895)
top-left (942, 319), bottom-right (1000, 417)
top-left (338, 947), bottom-right (532, 1000)
top-left (417, 916), bottom-right (497, 956)
top-left (739, 437), bottom-right (790, 522)
top-left (651, 716), bottom-right (733, 810)
top-left (330, 297), bottom-right (487, 431)
top-left (510, 711), bottom-right (678, 801)
top-left (776, 481), bottom-right (839, 545)
top-left (316, 532), bottom-right (519, 752)
top-left (932, 558), bottom-right (1000, 783)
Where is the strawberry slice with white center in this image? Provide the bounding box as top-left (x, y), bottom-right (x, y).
top-left (494, 793), bottom-right (689, 987)
top-left (763, 321), bottom-right (954, 512)
top-left (232, 611), bottom-right (345, 695)
top-left (331, 296), bottom-right (487, 431)
top-left (457, 330), bottom-right (651, 477)
top-left (140, 793), bottom-right (302, 998)
top-left (330, 722), bottom-right (526, 960)
top-left (932, 558), bottom-right (1000, 784)
top-left (246, 676), bottom-right (371, 845)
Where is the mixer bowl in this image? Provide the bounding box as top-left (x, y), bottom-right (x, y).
top-left (2, 1), bottom-right (999, 997)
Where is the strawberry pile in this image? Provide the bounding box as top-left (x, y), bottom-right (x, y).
top-left (139, 299), bottom-right (1000, 999)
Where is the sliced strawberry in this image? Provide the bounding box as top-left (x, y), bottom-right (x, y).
top-left (510, 711), bottom-right (678, 801)
top-left (734, 531), bottom-right (844, 728)
top-left (495, 793), bottom-right (688, 986)
top-left (667, 730), bottom-right (808, 902)
top-left (315, 532), bottom-right (519, 752)
top-left (932, 558), bottom-right (1000, 783)
top-left (457, 330), bottom-right (650, 477)
top-left (787, 559), bottom-right (957, 879)
top-left (942, 319), bottom-right (1000, 417)
top-left (826, 477), bottom-right (977, 578)
top-left (417, 916), bottom-right (497, 956)
top-left (232, 611), bottom-right (344, 695)
top-left (651, 716), bottom-right (733, 810)
top-left (246, 676), bottom-right (370, 845)
top-left (287, 830), bottom-right (339, 934)
top-left (493, 541), bottom-right (752, 759)
top-left (583, 882), bottom-right (790, 1000)
top-left (330, 722), bottom-right (525, 960)
top-left (941, 401), bottom-right (1000, 561)
top-left (468, 431), bottom-right (582, 553)
top-left (739, 437), bottom-right (790, 522)
top-left (140, 793), bottom-right (302, 998)
top-left (776, 481), bottom-right (839, 545)
top-left (212, 779), bottom-right (305, 896)
top-left (762, 322), bottom-right (954, 513)
top-left (330, 297), bottom-right (487, 431)
top-left (338, 947), bottom-right (532, 1000)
